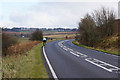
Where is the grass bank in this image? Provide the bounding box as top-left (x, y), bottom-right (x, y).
top-left (2, 43), bottom-right (48, 78)
top-left (72, 40), bottom-right (119, 56)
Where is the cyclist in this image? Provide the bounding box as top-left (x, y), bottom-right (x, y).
top-left (43, 38), bottom-right (47, 46)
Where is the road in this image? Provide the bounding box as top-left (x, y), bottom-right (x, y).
top-left (41, 39), bottom-right (120, 79)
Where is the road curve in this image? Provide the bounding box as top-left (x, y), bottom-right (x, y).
top-left (41, 39), bottom-right (119, 79)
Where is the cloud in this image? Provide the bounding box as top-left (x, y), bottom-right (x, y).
top-left (1, 2), bottom-right (118, 28)
top-left (10, 11), bottom-right (27, 25)
top-left (9, 3), bottom-right (84, 28)
top-left (1, 0), bottom-right (119, 2)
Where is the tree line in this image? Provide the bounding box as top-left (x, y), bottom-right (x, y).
top-left (76, 7), bottom-right (116, 47)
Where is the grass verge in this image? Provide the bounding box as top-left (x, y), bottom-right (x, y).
top-left (3, 43), bottom-right (48, 78)
top-left (72, 40), bottom-right (119, 56)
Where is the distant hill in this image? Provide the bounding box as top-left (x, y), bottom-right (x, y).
top-left (2, 27), bottom-right (77, 32)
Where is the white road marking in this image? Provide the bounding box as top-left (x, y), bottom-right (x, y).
top-left (70, 51), bottom-right (79, 57)
top-left (80, 55), bottom-right (88, 58)
top-left (76, 52), bottom-right (88, 58)
top-left (112, 55), bottom-right (118, 57)
top-left (85, 58), bottom-right (120, 72)
top-left (68, 48), bottom-right (74, 51)
top-left (103, 52), bottom-right (119, 57)
top-left (76, 52), bottom-right (83, 55)
top-left (43, 47), bottom-right (58, 80)
top-left (58, 40), bottom-right (120, 73)
top-left (85, 58), bottom-right (112, 72)
top-left (63, 48), bottom-right (68, 51)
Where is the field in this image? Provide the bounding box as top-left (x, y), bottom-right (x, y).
top-left (4, 31), bottom-right (77, 39)
top-left (18, 37), bottom-right (30, 43)
top-left (4, 31), bottom-right (31, 38)
top-left (4, 31), bottom-right (31, 35)
top-left (43, 31), bottom-right (77, 39)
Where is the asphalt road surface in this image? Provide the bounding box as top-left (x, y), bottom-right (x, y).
top-left (41, 39), bottom-right (120, 80)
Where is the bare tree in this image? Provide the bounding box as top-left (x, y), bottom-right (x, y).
top-left (92, 7), bottom-right (116, 37)
top-left (77, 7), bottom-right (116, 47)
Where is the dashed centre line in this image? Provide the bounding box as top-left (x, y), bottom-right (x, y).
top-left (58, 40), bottom-right (120, 73)
top-left (70, 51), bottom-right (79, 57)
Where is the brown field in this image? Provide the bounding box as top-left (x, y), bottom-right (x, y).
top-left (54, 32), bottom-right (78, 34)
top-left (44, 33), bottom-right (76, 39)
top-left (43, 31), bottom-right (77, 35)
top-left (4, 31), bottom-right (77, 39)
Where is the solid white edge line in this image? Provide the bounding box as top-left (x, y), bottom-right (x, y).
top-left (43, 46), bottom-right (58, 80)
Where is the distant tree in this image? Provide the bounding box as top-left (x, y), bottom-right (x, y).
top-left (2, 33), bottom-right (18, 56)
top-left (30, 29), bottom-right (43, 41)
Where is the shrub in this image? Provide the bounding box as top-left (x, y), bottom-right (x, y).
top-left (2, 33), bottom-right (18, 56)
top-left (7, 41), bottom-right (41, 55)
top-left (30, 29), bottom-right (43, 41)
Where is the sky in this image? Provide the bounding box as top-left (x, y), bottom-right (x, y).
top-left (0, 0), bottom-right (119, 28)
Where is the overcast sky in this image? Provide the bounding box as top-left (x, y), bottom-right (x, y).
top-left (0, 0), bottom-right (119, 28)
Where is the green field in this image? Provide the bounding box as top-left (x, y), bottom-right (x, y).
top-left (18, 37), bottom-right (30, 43)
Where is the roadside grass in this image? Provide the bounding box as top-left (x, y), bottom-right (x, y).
top-left (72, 40), bottom-right (119, 56)
top-left (2, 43), bottom-right (48, 78)
top-left (2, 38), bottom-right (69, 78)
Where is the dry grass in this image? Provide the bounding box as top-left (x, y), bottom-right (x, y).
top-left (3, 43), bottom-right (48, 78)
top-left (72, 34), bottom-right (119, 55)
top-left (95, 34), bottom-right (118, 54)
top-left (44, 34), bottom-right (76, 39)
top-left (7, 41), bottom-right (41, 55)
